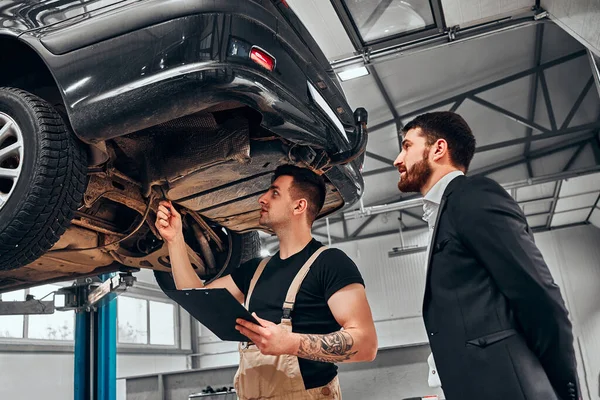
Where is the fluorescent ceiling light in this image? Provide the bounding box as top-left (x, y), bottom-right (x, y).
top-left (337, 66), bottom-right (369, 81)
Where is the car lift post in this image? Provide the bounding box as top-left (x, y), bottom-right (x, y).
top-left (66, 272), bottom-right (135, 400)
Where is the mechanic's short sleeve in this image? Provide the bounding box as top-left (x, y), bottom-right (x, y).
top-left (316, 248), bottom-right (365, 301)
top-left (230, 257), bottom-right (261, 296)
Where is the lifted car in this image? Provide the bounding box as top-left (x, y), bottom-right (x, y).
top-left (0, 0), bottom-right (368, 294)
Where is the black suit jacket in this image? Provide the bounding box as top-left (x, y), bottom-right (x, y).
top-left (424, 175), bottom-right (579, 400)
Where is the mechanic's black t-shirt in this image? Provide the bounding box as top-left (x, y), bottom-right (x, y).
top-left (231, 238), bottom-right (365, 390)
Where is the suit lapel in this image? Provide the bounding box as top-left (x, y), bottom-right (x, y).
top-left (423, 175), bottom-right (466, 304)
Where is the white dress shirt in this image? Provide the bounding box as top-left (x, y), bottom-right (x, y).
top-left (423, 170), bottom-right (464, 389)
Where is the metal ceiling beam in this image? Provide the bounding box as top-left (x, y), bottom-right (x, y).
top-left (471, 134), bottom-right (594, 177)
top-left (401, 209), bottom-right (426, 223)
top-left (327, 225), bottom-right (427, 245)
top-left (345, 165), bottom-right (600, 229)
top-left (351, 215), bottom-right (377, 238)
top-left (312, 216), bottom-right (343, 230)
top-left (592, 135), bottom-right (600, 164)
top-left (560, 77), bottom-right (595, 130)
top-left (331, 10), bottom-right (539, 69)
top-left (531, 222), bottom-right (588, 234)
top-left (364, 122), bottom-right (600, 178)
top-left (449, 98), bottom-right (464, 113)
top-left (588, 50), bottom-right (600, 99)
top-left (538, 70), bottom-right (557, 132)
top-left (312, 231), bottom-right (343, 242)
top-left (586, 193), bottom-right (600, 223)
top-left (524, 23), bottom-right (545, 178)
top-left (430, 0), bottom-right (446, 31)
top-left (342, 219), bottom-right (349, 238)
top-left (366, 50), bottom-right (587, 135)
top-left (562, 142), bottom-right (588, 172)
top-left (475, 121), bottom-right (600, 152)
top-left (546, 180), bottom-right (563, 229)
top-left (469, 96), bottom-right (550, 133)
top-left (363, 166), bottom-right (398, 177)
top-left (366, 151), bottom-right (395, 165)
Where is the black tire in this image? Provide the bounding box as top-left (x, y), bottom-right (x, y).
top-left (154, 230), bottom-right (261, 292)
top-left (0, 88), bottom-right (87, 271)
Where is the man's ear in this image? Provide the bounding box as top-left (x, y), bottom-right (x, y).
top-left (431, 139), bottom-right (449, 162)
top-left (293, 199), bottom-right (308, 216)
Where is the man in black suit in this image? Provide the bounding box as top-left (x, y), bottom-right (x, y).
top-left (393, 111), bottom-right (580, 400)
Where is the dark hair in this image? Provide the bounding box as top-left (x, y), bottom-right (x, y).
top-left (272, 165), bottom-right (326, 224)
top-left (403, 111), bottom-right (476, 171)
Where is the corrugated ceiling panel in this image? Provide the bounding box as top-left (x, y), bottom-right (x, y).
top-left (555, 192), bottom-right (599, 212)
top-left (522, 200), bottom-right (552, 215)
top-left (550, 208), bottom-right (591, 226)
top-left (526, 214), bottom-right (548, 227)
top-left (559, 172), bottom-right (600, 196)
top-left (516, 181), bottom-right (556, 201)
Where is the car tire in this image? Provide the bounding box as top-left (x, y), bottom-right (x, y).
top-left (153, 230), bottom-right (262, 292)
top-left (0, 88), bottom-right (87, 271)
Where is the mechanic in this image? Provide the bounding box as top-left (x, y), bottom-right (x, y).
top-left (155, 164), bottom-right (378, 399)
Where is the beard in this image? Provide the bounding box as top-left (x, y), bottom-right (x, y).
top-left (397, 150), bottom-right (432, 193)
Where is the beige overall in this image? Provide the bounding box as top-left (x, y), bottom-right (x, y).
top-left (233, 247), bottom-right (342, 400)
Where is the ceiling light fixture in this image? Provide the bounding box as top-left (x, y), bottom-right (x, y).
top-left (337, 66), bottom-right (369, 81)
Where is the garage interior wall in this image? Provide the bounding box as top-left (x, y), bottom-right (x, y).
top-left (0, 227), bottom-right (599, 400)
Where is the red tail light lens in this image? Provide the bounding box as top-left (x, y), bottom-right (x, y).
top-left (250, 47), bottom-right (276, 71)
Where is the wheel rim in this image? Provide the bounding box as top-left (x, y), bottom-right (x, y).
top-left (0, 112), bottom-right (24, 212)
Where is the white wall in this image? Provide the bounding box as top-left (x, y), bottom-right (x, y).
top-left (0, 353), bottom-right (75, 400)
top-left (534, 225), bottom-right (600, 400)
top-left (0, 351), bottom-right (188, 400)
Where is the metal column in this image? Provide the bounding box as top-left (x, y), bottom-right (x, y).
top-left (74, 273), bottom-right (119, 400)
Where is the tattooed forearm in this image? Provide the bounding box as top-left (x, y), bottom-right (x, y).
top-left (297, 331), bottom-right (358, 363)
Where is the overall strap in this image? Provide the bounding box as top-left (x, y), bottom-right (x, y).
top-left (245, 257), bottom-right (271, 309)
top-left (281, 246), bottom-right (328, 320)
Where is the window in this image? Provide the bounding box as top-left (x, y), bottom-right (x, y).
top-left (0, 289), bottom-right (25, 338)
top-left (28, 284), bottom-right (74, 340)
top-left (149, 301), bottom-right (175, 345)
top-left (344, 0), bottom-right (435, 43)
top-left (0, 284), bottom-right (179, 349)
top-left (117, 296), bottom-right (176, 346)
top-left (117, 296), bottom-right (148, 344)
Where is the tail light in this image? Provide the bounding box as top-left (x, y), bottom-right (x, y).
top-left (250, 46), bottom-right (276, 71)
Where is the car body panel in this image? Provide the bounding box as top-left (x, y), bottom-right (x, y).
top-left (0, 0), bottom-right (367, 292)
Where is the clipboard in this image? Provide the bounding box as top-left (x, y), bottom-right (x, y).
top-left (164, 288), bottom-right (261, 342)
